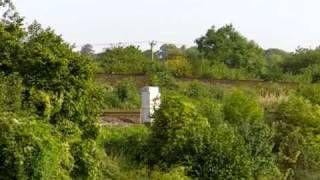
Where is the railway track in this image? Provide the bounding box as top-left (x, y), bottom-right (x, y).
top-left (100, 111), bottom-right (141, 125)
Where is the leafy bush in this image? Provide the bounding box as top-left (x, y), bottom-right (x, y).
top-left (147, 96), bottom-right (210, 167)
top-left (182, 81), bottom-right (225, 100)
top-left (101, 126), bottom-right (150, 162)
top-left (190, 124), bottom-right (254, 179)
top-left (149, 71), bottom-right (178, 90)
top-left (0, 73), bottom-right (23, 111)
top-left (223, 90), bottom-right (264, 125)
top-left (223, 90), bottom-right (279, 178)
top-left (165, 56), bottom-right (193, 77)
top-left (104, 79), bottom-right (140, 109)
top-left (98, 46), bottom-right (148, 74)
top-left (0, 113), bottom-right (72, 180)
top-left (274, 95), bottom-right (320, 178)
top-left (297, 84), bottom-right (320, 106)
top-left (0, 17), bottom-right (107, 179)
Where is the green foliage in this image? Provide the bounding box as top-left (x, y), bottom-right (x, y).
top-left (97, 126), bottom-right (190, 180)
top-left (283, 47), bottom-right (320, 74)
top-left (196, 99), bottom-right (224, 125)
top-left (101, 126), bottom-right (149, 162)
top-left (0, 113), bottom-right (73, 180)
top-left (223, 90), bottom-right (279, 178)
top-left (0, 12), bottom-right (106, 179)
top-left (157, 44), bottom-right (185, 60)
top-left (297, 84), bottom-right (320, 106)
top-left (2, 2), bottom-right (320, 179)
top-left (196, 24), bottom-right (265, 75)
top-left (182, 81), bottom-right (224, 100)
top-left (147, 96), bottom-right (210, 167)
top-left (275, 95), bottom-right (320, 130)
top-left (274, 95), bottom-right (320, 178)
top-left (190, 124), bottom-right (254, 179)
top-left (146, 94), bottom-right (280, 179)
top-left (98, 46), bottom-right (148, 74)
top-left (149, 71), bottom-right (178, 90)
top-left (200, 62), bottom-right (254, 80)
top-left (165, 56), bottom-right (193, 77)
top-left (104, 79), bottom-right (140, 109)
top-left (261, 48), bottom-right (288, 81)
top-left (224, 90), bottom-right (264, 125)
top-left (70, 140), bottom-right (106, 179)
top-left (0, 73), bottom-right (23, 111)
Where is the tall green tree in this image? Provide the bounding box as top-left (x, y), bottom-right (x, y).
top-left (0, 5), bottom-right (107, 178)
top-left (196, 24), bottom-right (265, 75)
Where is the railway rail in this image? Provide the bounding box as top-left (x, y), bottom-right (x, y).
top-left (100, 111), bottom-right (141, 125)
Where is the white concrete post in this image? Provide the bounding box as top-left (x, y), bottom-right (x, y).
top-left (141, 86), bottom-right (161, 123)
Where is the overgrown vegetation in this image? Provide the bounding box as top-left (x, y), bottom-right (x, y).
top-left (1, 1), bottom-right (320, 179)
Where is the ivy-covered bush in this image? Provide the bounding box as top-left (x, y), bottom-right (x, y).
top-left (0, 113), bottom-right (73, 180)
top-left (0, 8), bottom-right (107, 179)
top-left (147, 96), bottom-right (210, 168)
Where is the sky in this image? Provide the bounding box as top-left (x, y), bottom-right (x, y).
top-left (13, 0), bottom-right (320, 52)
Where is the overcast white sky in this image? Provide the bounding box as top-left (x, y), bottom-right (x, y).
top-left (13, 0), bottom-right (320, 52)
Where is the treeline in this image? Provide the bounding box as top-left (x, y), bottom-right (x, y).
top-left (84, 25), bottom-right (320, 83)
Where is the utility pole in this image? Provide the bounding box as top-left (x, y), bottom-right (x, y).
top-left (150, 40), bottom-right (157, 61)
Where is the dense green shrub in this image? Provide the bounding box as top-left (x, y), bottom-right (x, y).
top-left (0, 15), bottom-right (107, 179)
top-left (149, 71), bottom-right (178, 90)
top-left (200, 63), bottom-right (255, 80)
top-left (0, 73), bottom-right (23, 111)
top-left (164, 56), bottom-right (193, 77)
top-left (101, 126), bottom-right (150, 162)
top-left (194, 98), bottom-right (224, 125)
top-left (223, 90), bottom-right (279, 178)
top-left (104, 79), bottom-right (140, 109)
top-left (190, 124), bottom-right (254, 179)
top-left (297, 84), bottom-right (320, 106)
top-left (274, 95), bottom-right (320, 178)
top-left (0, 112), bottom-right (72, 180)
top-left (97, 46), bottom-right (148, 74)
top-left (223, 90), bottom-right (264, 125)
top-left (147, 96), bottom-right (210, 167)
top-left (182, 81), bottom-right (225, 100)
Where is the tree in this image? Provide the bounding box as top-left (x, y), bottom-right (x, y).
top-left (165, 56), bottom-right (193, 77)
top-left (98, 46), bottom-right (148, 74)
top-left (196, 24), bottom-right (265, 75)
top-left (264, 48), bottom-right (288, 67)
top-left (282, 47), bottom-right (320, 74)
top-left (80, 43), bottom-right (95, 55)
top-left (0, 13), bottom-right (107, 178)
top-left (157, 44), bottom-right (184, 60)
top-left (0, 0), bottom-right (16, 19)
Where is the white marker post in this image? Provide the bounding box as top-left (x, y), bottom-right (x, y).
top-left (141, 86), bottom-right (161, 124)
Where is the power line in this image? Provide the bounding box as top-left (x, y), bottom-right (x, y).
top-left (75, 40), bottom-right (195, 48)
